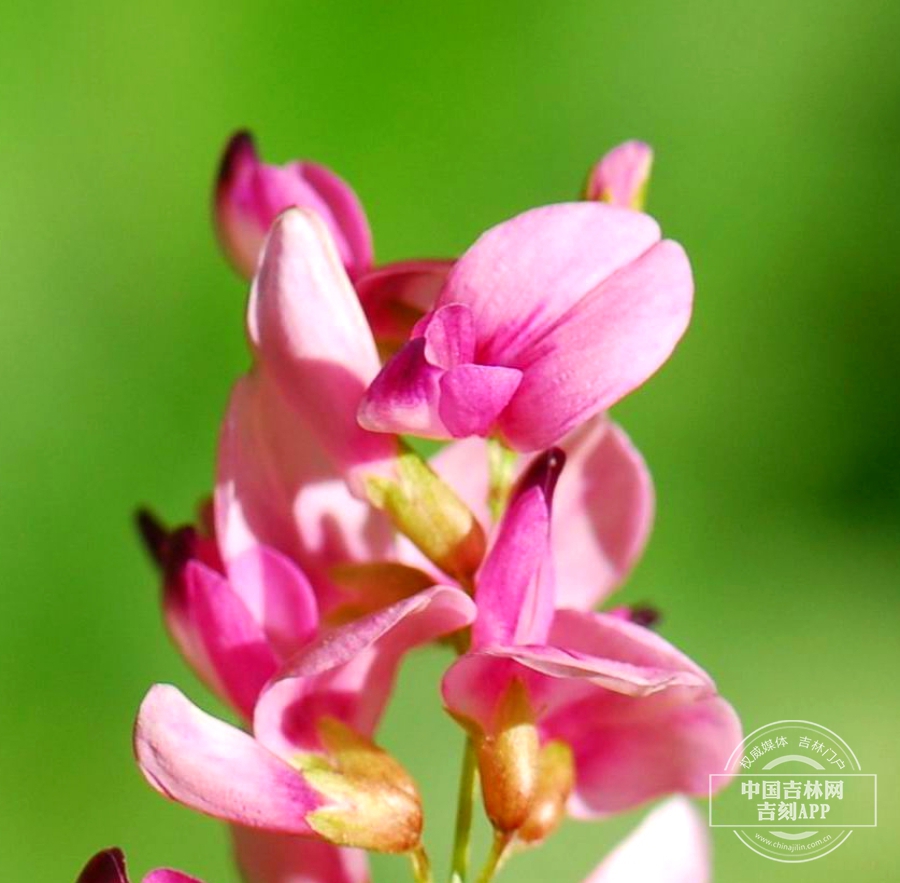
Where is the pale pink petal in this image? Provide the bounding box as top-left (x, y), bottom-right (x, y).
top-left (232, 827), bottom-right (370, 883)
top-left (473, 450), bottom-right (564, 648)
top-left (216, 372), bottom-right (394, 613)
top-left (428, 438), bottom-right (492, 526)
top-left (249, 208), bottom-right (395, 483)
top-left (583, 797), bottom-right (710, 883)
top-left (356, 260), bottom-right (452, 349)
top-left (552, 418), bottom-right (654, 608)
top-left (560, 693), bottom-right (741, 818)
top-left (443, 639), bottom-right (710, 736)
top-left (498, 239), bottom-right (693, 449)
top-left (77, 849), bottom-right (129, 883)
top-left (439, 202), bottom-right (662, 364)
top-left (135, 685), bottom-right (322, 834)
top-left (585, 141), bottom-right (654, 209)
top-left (183, 561), bottom-right (279, 719)
top-left (215, 132), bottom-right (372, 280)
top-left (256, 586), bottom-right (476, 755)
top-left (226, 545), bottom-right (319, 660)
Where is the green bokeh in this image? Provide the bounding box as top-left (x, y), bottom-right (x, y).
top-left (1, 1), bottom-right (898, 881)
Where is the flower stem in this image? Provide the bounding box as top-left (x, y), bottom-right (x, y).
top-left (410, 845), bottom-right (434, 883)
top-left (487, 438), bottom-right (517, 523)
top-left (449, 737), bottom-right (478, 883)
top-left (474, 832), bottom-right (513, 883)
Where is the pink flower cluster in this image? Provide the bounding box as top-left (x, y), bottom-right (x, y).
top-left (78, 134), bottom-right (739, 883)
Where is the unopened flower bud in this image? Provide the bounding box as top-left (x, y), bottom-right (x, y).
top-left (517, 740), bottom-right (575, 845)
top-left (299, 717), bottom-right (423, 853)
top-left (365, 443), bottom-right (486, 587)
top-left (214, 130), bottom-right (372, 280)
top-left (585, 141), bottom-right (654, 211)
top-left (476, 680), bottom-right (540, 834)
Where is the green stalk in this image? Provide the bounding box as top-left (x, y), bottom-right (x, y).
top-left (449, 738), bottom-right (478, 883)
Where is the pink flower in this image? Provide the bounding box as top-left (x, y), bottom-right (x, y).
top-left (214, 207), bottom-right (401, 611)
top-left (358, 202), bottom-right (693, 450)
top-left (215, 132), bottom-right (373, 281)
top-left (137, 511), bottom-right (318, 720)
top-left (585, 141), bottom-right (654, 210)
top-left (135, 587), bottom-right (476, 853)
top-left (430, 415), bottom-right (654, 611)
top-left (76, 849), bottom-right (202, 883)
top-left (583, 797), bottom-right (710, 883)
top-left (442, 451), bottom-right (740, 828)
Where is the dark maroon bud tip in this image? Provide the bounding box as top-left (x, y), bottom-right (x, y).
top-left (217, 129), bottom-right (257, 189)
top-left (630, 604), bottom-right (662, 629)
top-left (517, 447), bottom-right (567, 505)
top-left (76, 848), bottom-right (128, 883)
top-left (135, 507), bottom-right (169, 567)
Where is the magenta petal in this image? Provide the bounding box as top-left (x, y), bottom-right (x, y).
top-left (249, 208), bottom-right (395, 480)
top-left (499, 239), bottom-right (693, 449)
top-left (214, 132), bottom-right (373, 280)
top-left (420, 304), bottom-right (477, 367)
top-left (295, 162), bottom-right (373, 281)
top-left (144, 872), bottom-right (204, 883)
top-left (356, 260), bottom-right (452, 347)
top-left (585, 141), bottom-right (654, 209)
top-left (184, 561), bottom-right (279, 718)
top-left (135, 685), bottom-right (322, 834)
top-left (473, 451), bottom-right (565, 648)
top-left (553, 417), bottom-right (654, 609)
top-left (440, 202), bottom-right (663, 363)
top-left (438, 364), bottom-right (523, 437)
top-left (226, 545), bottom-right (319, 660)
top-left (356, 338), bottom-right (447, 437)
top-left (232, 827), bottom-right (370, 883)
top-left (255, 586), bottom-right (476, 755)
top-left (583, 797), bottom-right (710, 883)
top-left (77, 849), bottom-right (129, 883)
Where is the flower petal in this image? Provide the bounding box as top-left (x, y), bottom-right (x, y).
top-left (249, 208), bottom-right (395, 483)
top-left (215, 132), bottom-right (372, 280)
top-left (77, 849), bottom-right (129, 883)
top-left (225, 545), bottom-right (319, 660)
top-left (473, 451), bottom-right (564, 648)
top-left (144, 872), bottom-right (205, 883)
top-left (216, 372), bottom-right (394, 613)
top-left (583, 797), bottom-right (710, 883)
top-left (499, 239), bottom-right (693, 449)
top-left (255, 586), bottom-right (476, 755)
top-left (439, 202), bottom-right (662, 364)
top-left (551, 418), bottom-right (654, 608)
top-left (135, 685), bottom-right (322, 834)
top-left (231, 827), bottom-right (370, 883)
top-left (438, 364), bottom-right (523, 438)
top-left (183, 561), bottom-right (279, 719)
top-left (585, 141), bottom-right (654, 210)
top-left (431, 418), bottom-right (654, 611)
top-left (356, 260), bottom-right (452, 352)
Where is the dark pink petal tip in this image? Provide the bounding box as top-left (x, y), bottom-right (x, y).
top-left (515, 448), bottom-right (566, 506)
top-left (77, 849), bottom-right (129, 883)
top-left (217, 129), bottom-right (258, 191)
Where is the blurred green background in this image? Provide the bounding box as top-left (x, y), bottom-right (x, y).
top-left (1, 1), bottom-right (898, 881)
